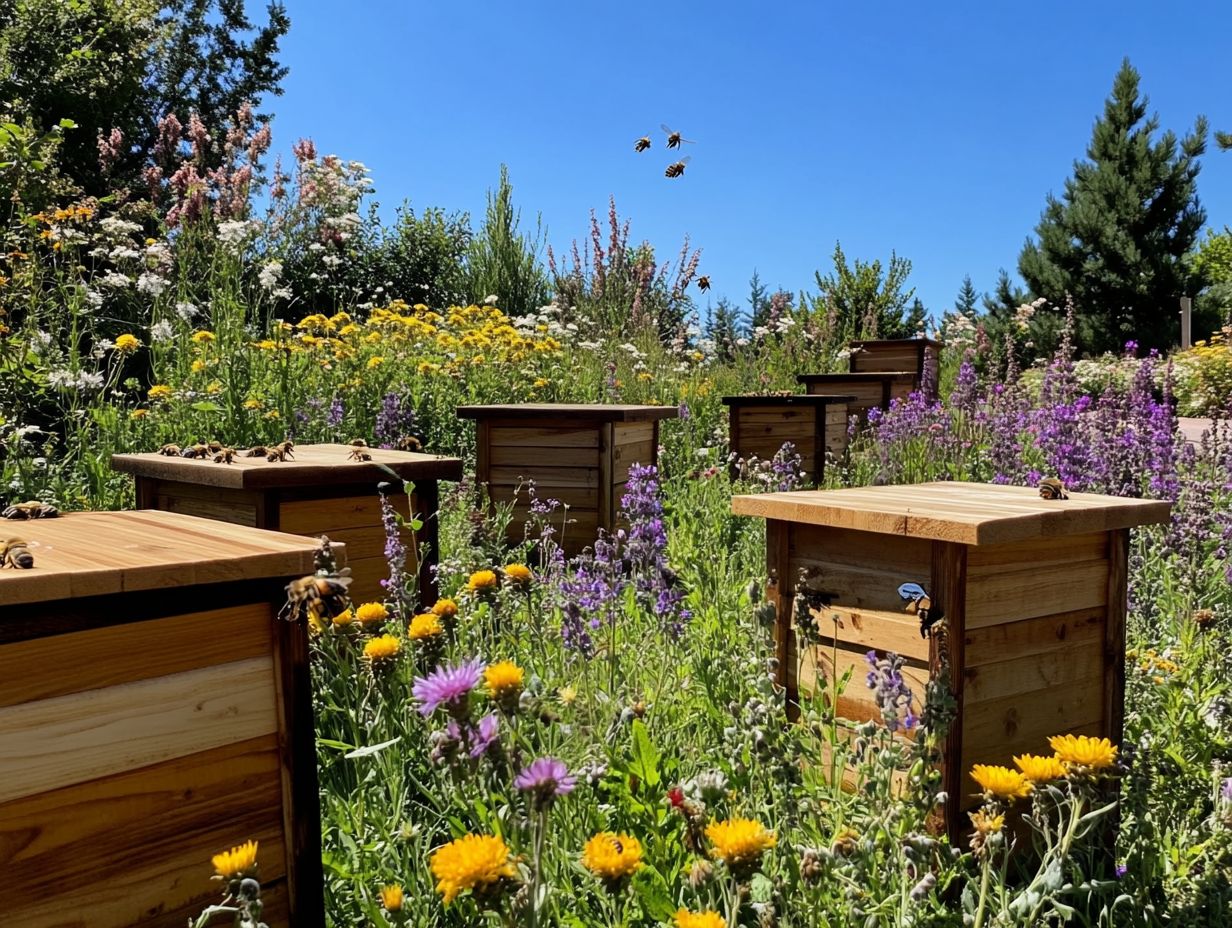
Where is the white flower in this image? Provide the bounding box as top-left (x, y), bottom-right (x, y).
top-left (483, 294), bottom-right (499, 305)
top-left (78, 371), bottom-right (104, 390)
top-left (258, 261), bottom-right (283, 290)
top-left (175, 301), bottom-right (198, 321)
top-left (98, 217), bottom-right (143, 237)
top-left (150, 320), bottom-right (174, 342)
top-left (47, 369), bottom-right (75, 388)
top-left (100, 271), bottom-right (132, 289)
top-left (217, 219), bottom-right (258, 247)
top-left (137, 273), bottom-right (168, 297)
top-left (29, 330), bottom-right (53, 350)
top-left (109, 246), bottom-right (142, 262)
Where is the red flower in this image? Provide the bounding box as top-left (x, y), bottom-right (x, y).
top-left (667, 787), bottom-right (685, 808)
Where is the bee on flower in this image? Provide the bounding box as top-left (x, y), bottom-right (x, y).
top-left (581, 832), bottom-right (643, 890)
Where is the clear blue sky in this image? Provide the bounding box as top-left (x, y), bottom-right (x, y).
top-left (271, 0), bottom-right (1232, 322)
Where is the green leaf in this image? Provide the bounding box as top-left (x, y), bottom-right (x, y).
top-left (629, 719), bottom-right (661, 790)
top-left (345, 736), bottom-right (400, 759)
top-left (189, 401), bottom-right (223, 412)
top-left (317, 738), bottom-right (358, 752)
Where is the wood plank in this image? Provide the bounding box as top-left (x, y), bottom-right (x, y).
top-left (965, 560), bottom-right (1108, 629)
top-left (0, 605), bottom-right (271, 708)
top-left (343, 555), bottom-right (397, 607)
top-left (489, 426), bottom-right (599, 448)
top-left (1104, 529), bottom-right (1129, 773)
top-left (800, 643), bottom-right (930, 722)
top-left (767, 520), bottom-right (794, 715)
top-left (613, 439), bottom-right (656, 469)
top-left (489, 465), bottom-right (600, 489)
top-left (932, 540), bottom-right (968, 844)
top-left (735, 408), bottom-right (821, 424)
top-left (963, 636), bottom-right (1103, 704)
top-left (156, 491), bottom-right (259, 527)
top-left (488, 483), bottom-right (597, 510)
top-left (599, 423), bottom-right (614, 534)
top-left (0, 657), bottom-right (278, 804)
top-left (489, 445), bottom-right (600, 468)
top-left (789, 524), bottom-right (932, 574)
top-left (614, 422), bottom-right (656, 445)
top-left (967, 533), bottom-right (1108, 572)
top-left (457, 403), bottom-right (679, 423)
top-left (279, 492), bottom-right (410, 535)
top-left (964, 607), bottom-right (1106, 667)
top-left (815, 605), bottom-right (931, 663)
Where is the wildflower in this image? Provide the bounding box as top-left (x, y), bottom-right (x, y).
top-left (431, 598), bottom-right (459, 619)
top-left (191, 330), bottom-right (216, 343)
top-left (363, 634), bottom-right (402, 667)
top-left (151, 321), bottom-right (174, 345)
top-left (367, 356), bottom-right (385, 369)
top-left (864, 650), bottom-right (918, 732)
top-left (558, 685), bottom-right (578, 705)
top-left (674, 911), bottom-right (725, 928)
top-left (212, 839), bottom-right (258, 879)
top-left (503, 563), bottom-right (533, 588)
top-left (429, 833), bottom-right (516, 904)
top-left (1049, 734), bottom-right (1118, 772)
top-left (332, 609), bottom-right (354, 628)
top-left (243, 398), bottom-right (263, 410)
top-left (355, 602), bottom-right (389, 627)
top-left (581, 832), bottom-right (643, 886)
top-left (467, 569), bottom-right (499, 593)
top-left (130, 409), bottom-right (148, 420)
top-left (969, 809), bottom-right (1005, 835)
top-left (413, 658), bottom-right (484, 717)
top-left (191, 359), bottom-right (207, 373)
top-left (113, 333), bottom-right (140, 353)
top-left (484, 660), bottom-right (524, 708)
top-left (408, 612), bottom-right (444, 640)
top-left (379, 884), bottom-right (404, 911)
top-left (705, 817), bottom-right (776, 871)
top-left (970, 764), bottom-right (1032, 800)
top-left (1013, 753), bottom-right (1067, 784)
top-left (147, 384), bottom-right (172, 400)
top-left (515, 757), bottom-right (576, 809)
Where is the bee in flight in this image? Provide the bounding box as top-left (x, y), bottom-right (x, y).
top-left (1038, 477), bottom-right (1068, 500)
top-left (696, 275), bottom-right (710, 292)
top-left (665, 157), bottom-right (691, 179)
top-left (2, 500), bottom-right (59, 520)
top-left (661, 125), bottom-right (694, 150)
top-left (634, 135), bottom-right (652, 152)
top-left (0, 537), bottom-right (34, 569)
top-left (281, 570), bottom-right (353, 623)
top-left (898, 582), bottom-right (944, 639)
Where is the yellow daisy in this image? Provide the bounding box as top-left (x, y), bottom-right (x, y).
top-left (1013, 753), bottom-right (1067, 784)
top-left (211, 839), bottom-right (258, 879)
top-left (581, 832), bottom-right (643, 884)
top-left (355, 602), bottom-right (389, 627)
top-left (970, 764), bottom-right (1032, 800)
top-left (379, 884), bottom-right (404, 911)
top-left (408, 612), bottom-right (444, 640)
top-left (674, 910), bottom-right (726, 928)
top-left (1049, 734), bottom-right (1118, 771)
top-left (706, 817), bottom-right (776, 869)
top-left (467, 569), bottom-right (498, 593)
top-left (429, 834), bottom-right (515, 904)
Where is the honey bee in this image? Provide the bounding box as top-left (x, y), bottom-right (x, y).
top-left (207, 440), bottom-right (224, 454)
top-left (347, 447), bottom-right (372, 462)
top-left (267, 440), bottom-right (295, 463)
top-left (181, 443), bottom-right (210, 459)
top-left (661, 124), bottom-right (694, 149)
top-left (213, 447), bottom-right (237, 464)
top-left (396, 434), bottom-right (424, 453)
top-left (245, 445), bottom-right (269, 458)
top-left (0, 537), bottom-right (34, 569)
top-left (281, 571), bottom-right (353, 623)
top-left (611, 838), bottom-right (624, 854)
top-left (1038, 477), bottom-right (1068, 500)
top-left (697, 275), bottom-right (710, 292)
top-left (158, 444), bottom-right (182, 457)
top-left (2, 500), bottom-right (59, 520)
top-left (664, 157), bottom-right (691, 178)
top-left (634, 135), bottom-right (651, 152)
top-left (898, 582), bottom-right (944, 639)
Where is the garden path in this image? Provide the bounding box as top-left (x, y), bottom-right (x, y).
top-left (1178, 417), bottom-right (1214, 445)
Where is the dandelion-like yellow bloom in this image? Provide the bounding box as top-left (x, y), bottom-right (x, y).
top-left (379, 883), bottom-right (404, 910)
top-left (114, 333), bottom-right (140, 353)
top-left (1049, 734), bottom-right (1118, 771)
top-left (970, 764), bottom-right (1032, 800)
top-left (367, 356), bottom-right (385, 369)
top-left (674, 910), bottom-right (726, 928)
top-left (968, 809), bottom-right (1005, 835)
top-left (363, 634), bottom-right (402, 664)
top-left (705, 817), bottom-right (776, 867)
top-left (332, 608), bottom-right (354, 628)
top-left (243, 398), bottom-right (263, 410)
top-left (205, 380), bottom-right (223, 394)
top-left (211, 839), bottom-right (258, 879)
top-left (191, 359), bottom-right (207, 373)
top-left (558, 685), bottom-right (578, 706)
top-left (408, 612), bottom-right (444, 640)
top-left (130, 408), bottom-right (148, 420)
top-left (581, 833), bottom-right (643, 883)
top-left (1014, 753), bottom-right (1067, 783)
top-left (429, 834), bottom-right (516, 904)
top-left (191, 330), bottom-right (216, 343)
top-left (484, 661), bottom-right (524, 698)
top-left (355, 602), bottom-right (389, 627)
top-left (503, 563), bottom-right (533, 585)
top-left (147, 384), bottom-right (172, 400)
top-left (431, 598), bottom-right (459, 618)
top-left (467, 569), bottom-right (498, 592)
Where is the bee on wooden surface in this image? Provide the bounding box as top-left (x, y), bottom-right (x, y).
top-left (1038, 477), bottom-right (1068, 500)
top-left (245, 445), bottom-right (269, 458)
top-left (181, 443), bottom-right (210, 459)
top-left (2, 500), bottom-right (59, 520)
top-left (664, 157), bottom-right (691, 178)
top-left (396, 434), bottom-right (424, 453)
top-left (634, 135), bottom-right (652, 152)
top-left (213, 447), bottom-right (237, 464)
top-left (207, 440), bottom-right (224, 454)
top-left (267, 440), bottom-right (295, 462)
top-left (661, 124), bottom-right (694, 149)
top-left (347, 447), bottom-right (372, 462)
top-left (281, 571), bottom-right (353, 623)
top-left (158, 444), bottom-right (181, 457)
top-left (696, 275), bottom-right (710, 292)
top-left (0, 537), bottom-right (34, 569)
top-left (898, 582), bottom-right (944, 639)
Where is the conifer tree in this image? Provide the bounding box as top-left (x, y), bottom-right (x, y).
top-left (955, 275), bottom-right (979, 315)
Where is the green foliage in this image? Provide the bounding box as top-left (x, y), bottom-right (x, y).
top-left (1018, 59), bottom-right (1207, 355)
top-left (466, 165), bottom-right (550, 318)
top-left (956, 274), bottom-right (979, 315)
top-left (804, 241), bottom-right (919, 341)
top-left (704, 296), bottom-right (744, 359)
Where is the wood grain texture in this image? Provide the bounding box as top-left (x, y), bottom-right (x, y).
top-left (816, 606), bottom-right (931, 663)
top-left (767, 520), bottom-right (795, 716)
top-left (490, 426), bottom-right (599, 447)
top-left (457, 403), bottom-right (679, 422)
top-left (800, 643), bottom-right (930, 730)
top-left (278, 490), bottom-right (410, 535)
top-left (965, 560), bottom-right (1108, 629)
top-left (598, 422), bottom-right (614, 533)
top-left (932, 541), bottom-right (967, 843)
top-left (112, 443), bottom-right (462, 489)
top-left (963, 635), bottom-right (1104, 704)
top-left (721, 395), bottom-right (856, 408)
top-left (0, 656), bottom-right (277, 804)
top-left (963, 606), bottom-right (1106, 667)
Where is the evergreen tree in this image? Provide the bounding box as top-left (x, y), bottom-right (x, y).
top-left (466, 165), bottom-right (550, 317)
top-left (706, 296), bottom-right (744, 359)
top-left (955, 275), bottom-right (979, 315)
top-left (810, 241), bottom-right (916, 340)
top-left (1017, 59), bottom-right (1207, 354)
top-left (747, 269), bottom-right (769, 329)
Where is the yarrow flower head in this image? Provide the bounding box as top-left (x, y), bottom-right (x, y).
top-left (413, 658), bottom-right (484, 717)
top-left (705, 817), bottom-right (776, 873)
top-left (515, 756), bottom-right (576, 810)
top-left (429, 833), bottom-right (516, 905)
top-left (1014, 753), bottom-right (1067, 784)
top-left (674, 910), bottom-right (726, 928)
top-left (970, 764), bottom-right (1032, 801)
top-left (211, 839), bottom-right (258, 880)
top-left (582, 832), bottom-right (643, 887)
top-left (1049, 734), bottom-right (1118, 773)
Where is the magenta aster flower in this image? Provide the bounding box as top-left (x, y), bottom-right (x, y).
top-left (515, 756), bottom-right (576, 809)
top-left (413, 658), bottom-right (484, 716)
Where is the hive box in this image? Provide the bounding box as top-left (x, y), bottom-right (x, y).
top-left (796, 371), bottom-right (919, 420)
top-left (457, 404), bottom-right (678, 557)
top-left (847, 336), bottom-right (941, 377)
top-left (112, 443), bottom-right (463, 606)
top-left (721, 394), bottom-right (854, 484)
top-left (732, 482), bottom-right (1170, 838)
top-left (0, 511), bottom-right (326, 927)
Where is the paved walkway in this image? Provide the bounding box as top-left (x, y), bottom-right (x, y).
top-left (1179, 417), bottom-right (1214, 445)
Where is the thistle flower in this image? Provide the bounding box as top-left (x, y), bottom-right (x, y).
top-left (970, 764), bottom-right (1032, 800)
top-left (503, 563), bottom-right (533, 588)
top-left (212, 839), bottom-right (258, 880)
top-left (467, 569), bottom-right (499, 594)
top-left (705, 817), bottom-right (776, 874)
top-left (581, 832), bottom-right (643, 886)
top-left (413, 659), bottom-right (483, 717)
top-left (1049, 734), bottom-right (1118, 772)
top-left (432, 598), bottom-right (459, 619)
top-left (515, 756), bottom-right (576, 810)
top-left (429, 834), bottom-right (516, 904)
top-left (674, 910), bottom-right (725, 928)
top-left (1014, 753), bottom-right (1067, 784)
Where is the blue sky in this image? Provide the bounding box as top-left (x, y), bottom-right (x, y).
top-left (271, 0), bottom-right (1232, 322)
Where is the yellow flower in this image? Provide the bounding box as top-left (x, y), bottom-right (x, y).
top-left (205, 380), bottom-right (223, 395)
top-left (264, 409), bottom-right (280, 420)
top-left (968, 809), bottom-right (1005, 836)
top-left (130, 408), bottom-right (148, 420)
top-left (484, 661), bottom-right (524, 699)
top-left (379, 884), bottom-right (404, 911)
top-left (355, 602), bottom-right (389, 627)
top-left (192, 330), bottom-right (216, 343)
top-left (637, 371), bottom-right (654, 382)
top-left (429, 833), bottom-right (516, 904)
top-left (409, 612), bottom-right (444, 640)
top-left (970, 764), bottom-right (1032, 800)
top-left (581, 832), bottom-right (643, 883)
top-left (255, 339), bottom-right (278, 351)
top-left (1014, 753), bottom-right (1067, 784)
top-left (363, 634), bottom-right (402, 665)
top-left (503, 563), bottom-right (533, 587)
top-left (467, 569), bottom-right (498, 592)
top-left (147, 384), bottom-right (172, 400)
top-left (533, 377), bottom-right (550, 389)
top-left (674, 911), bottom-right (725, 928)
top-left (332, 608), bottom-right (354, 628)
top-left (243, 398), bottom-right (263, 410)
top-left (431, 598), bottom-right (459, 618)
top-left (211, 839), bottom-right (258, 879)
top-left (1048, 734), bottom-right (1118, 771)
top-left (558, 685), bottom-right (578, 706)
top-left (114, 333), bottom-right (140, 353)
top-left (705, 818), bottom-right (776, 868)
top-left (191, 359), bottom-right (207, 373)
top-left (367, 356), bottom-right (385, 369)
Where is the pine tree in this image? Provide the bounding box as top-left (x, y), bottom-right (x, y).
top-left (748, 270), bottom-right (769, 329)
top-left (904, 297), bottom-right (928, 335)
top-left (706, 297), bottom-right (744, 359)
top-left (955, 275), bottom-right (978, 315)
top-left (811, 242), bottom-right (916, 340)
top-left (1018, 59), bottom-right (1206, 354)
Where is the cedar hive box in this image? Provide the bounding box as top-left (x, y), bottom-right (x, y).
top-left (721, 394), bottom-right (854, 484)
top-left (797, 337), bottom-right (942, 419)
top-left (847, 336), bottom-right (941, 376)
top-left (112, 443), bottom-right (463, 606)
top-left (457, 404), bottom-right (678, 557)
top-left (0, 511), bottom-right (325, 927)
top-left (732, 481), bottom-right (1170, 838)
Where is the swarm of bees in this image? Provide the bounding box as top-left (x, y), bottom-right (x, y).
top-left (157, 439), bottom-right (294, 463)
top-left (634, 125), bottom-right (695, 179)
top-left (898, 582), bottom-right (944, 639)
top-left (1038, 477), bottom-right (1069, 500)
top-left (347, 438), bottom-right (372, 462)
top-left (1, 537), bottom-right (34, 569)
top-left (2, 500), bottom-right (59, 520)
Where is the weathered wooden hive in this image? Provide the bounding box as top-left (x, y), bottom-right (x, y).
top-left (732, 481), bottom-right (1170, 838)
top-left (457, 404), bottom-right (678, 557)
top-left (721, 394), bottom-right (854, 484)
top-left (0, 511), bottom-right (326, 927)
top-left (112, 443), bottom-right (462, 606)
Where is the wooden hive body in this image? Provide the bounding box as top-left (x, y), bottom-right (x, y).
top-left (847, 337), bottom-right (941, 377)
top-left (112, 443), bottom-right (463, 606)
top-left (458, 404), bottom-right (678, 558)
top-left (797, 371), bottom-right (918, 419)
top-left (0, 511), bottom-right (326, 927)
top-left (732, 482), bottom-right (1170, 840)
top-left (722, 395), bottom-right (853, 484)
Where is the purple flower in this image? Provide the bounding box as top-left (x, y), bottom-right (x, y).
top-left (378, 488), bottom-right (409, 610)
top-left (865, 649), bottom-right (918, 733)
top-left (1116, 864), bottom-right (1128, 879)
top-left (515, 756), bottom-right (576, 809)
top-left (1222, 777), bottom-right (1232, 802)
top-left (413, 659), bottom-right (484, 717)
top-left (327, 394), bottom-right (344, 428)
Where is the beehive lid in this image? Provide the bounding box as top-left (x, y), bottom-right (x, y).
top-left (796, 371), bottom-right (918, 383)
top-left (456, 403), bottom-right (679, 422)
top-left (731, 481), bottom-right (1171, 545)
top-left (0, 510), bottom-right (321, 606)
top-left (111, 443), bottom-right (463, 490)
top-left (721, 394), bottom-right (856, 406)
top-left (848, 337), bottom-right (942, 350)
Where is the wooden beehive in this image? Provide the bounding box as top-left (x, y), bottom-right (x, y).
top-left (797, 371), bottom-right (918, 419)
top-left (732, 482), bottom-right (1170, 839)
top-left (848, 336), bottom-right (941, 377)
top-left (0, 511), bottom-right (326, 927)
top-left (112, 443), bottom-right (463, 606)
top-left (721, 394), bottom-right (854, 484)
top-left (457, 404), bottom-right (678, 557)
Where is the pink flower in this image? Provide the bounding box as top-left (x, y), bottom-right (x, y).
top-left (413, 659), bottom-right (484, 716)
